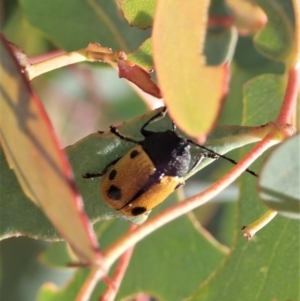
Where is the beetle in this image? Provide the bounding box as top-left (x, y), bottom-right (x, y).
top-left (83, 108), bottom-right (256, 216)
top-left (83, 107), bottom-right (218, 216)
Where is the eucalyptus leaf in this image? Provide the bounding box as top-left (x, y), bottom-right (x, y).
top-left (258, 134), bottom-right (300, 219)
top-left (1, 108), bottom-right (266, 241)
top-left (254, 0), bottom-right (295, 62)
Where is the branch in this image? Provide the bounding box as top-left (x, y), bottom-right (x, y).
top-left (275, 66), bottom-right (300, 124)
top-left (99, 225), bottom-right (137, 301)
top-left (73, 132), bottom-right (282, 300)
top-left (241, 209), bottom-right (278, 240)
top-left (76, 225), bottom-right (137, 301)
top-left (11, 42), bottom-right (118, 81)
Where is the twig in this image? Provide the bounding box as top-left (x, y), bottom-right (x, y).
top-left (76, 225), bottom-right (137, 301)
top-left (101, 135), bottom-right (276, 266)
top-left (75, 266), bottom-right (108, 301)
top-left (73, 115), bottom-right (296, 300)
top-left (24, 43), bottom-right (117, 81)
top-left (241, 209), bottom-right (278, 240)
top-left (275, 67), bottom-right (300, 124)
top-left (71, 125), bottom-right (279, 301)
top-left (99, 225), bottom-right (137, 301)
top-left (28, 49), bottom-right (87, 80)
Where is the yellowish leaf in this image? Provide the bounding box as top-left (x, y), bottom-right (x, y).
top-left (0, 37), bottom-right (101, 264)
top-left (153, 0), bottom-right (227, 140)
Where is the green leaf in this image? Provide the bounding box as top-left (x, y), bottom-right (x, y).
top-left (1, 107), bottom-right (267, 241)
top-left (254, 0), bottom-right (295, 62)
top-left (38, 241), bottom-right (74, 268)
top-left (118, 0), bottom-right (156, 29)
top-left (0, 147), bottom-right (60, 240)
top-left (38, 221), bottom-right (115, 270)
top-left (258, 134), bottom-right (300, 219)
top-left (185, 66), bottom-right (300, 301)
top-left (20, 0), bottom-right (150, 52)
top-left (205, 26), bottom-right (237, 65)
top-left (243, 74), bottom-right (286, 125)
top-left (127, 38), bottom-right (154, 71)
top-left (205, 0), bottom-right (237, 65)
top-left (188, 218), bottom-right (300, 301)
top-left (38, 200), bottom-right (226, 301)
top-left (60, 110), bottom-right (273, 222)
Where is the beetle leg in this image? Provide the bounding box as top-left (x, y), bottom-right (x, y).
top-left (82, 172), bottom-right (104, 179)
top-left (188, 152), bottom-right (218, 174)
top-left (141, 107), bottom-right (167, 137)
top-left (82, 157), bottom-right (121, 179)
top-left (188, 153), bottom-right (207, 173)
top-left (110, 126), bottom-right (140, 143)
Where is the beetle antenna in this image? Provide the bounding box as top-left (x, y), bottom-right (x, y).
top-left (187, 139), bottom-right (258, 178)
top-left (165, 108), bottom-right (258, 177)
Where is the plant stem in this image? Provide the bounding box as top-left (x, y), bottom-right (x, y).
top-left (76, 225), bottom-right (136, 301)
top-left (28, 49), bottom-right (88, 80)
top-left (102, 135), bottom-right (276, 270)
top-left (70, 134), bottom-right (278, 300)
top-left (75, 266), bottom-right (108, 301)
top-left (276, 67), bottom-right (300, 124)
top-left (241, 209), bottom-right (278, 240)
top-left (26, 43), bottom-right (116, 80)
top-left (99, 225), bottom-right (137, 301)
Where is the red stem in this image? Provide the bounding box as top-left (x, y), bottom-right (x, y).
top-left (102, 135), bottom-right (276, 267)
top-left (99, 224), bottom-right (137, 301)
top-left (276, 66), bottom-right (300, 124)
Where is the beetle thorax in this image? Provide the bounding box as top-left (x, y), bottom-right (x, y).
top-left (141, 130), bottom-right (191, 177)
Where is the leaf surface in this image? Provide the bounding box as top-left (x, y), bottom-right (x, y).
top-left (186, 74), bottom-right (299, 301)
top-left (0, 36), bottom-right (100, 264)
top-left (1, 108), bottom-right (267, 240)
top-left (38, 199), bottom-right (226, 301)
top-left (118, 0), bottom-right (156, 29)
top-left (20, 0), bottom-right (150, 52)
top-left (152, 0), bottom-right (227, 138)
top-left (258, 134), bottom-right (300, 219)
top-left (254, 0), bottom-right (295, 62)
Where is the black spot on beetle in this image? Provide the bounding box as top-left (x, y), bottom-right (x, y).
top-left (130, 150), bottom-right (140, 159)
top-left (131, 207), bottom-right (147, 216)
top-left (109, 169), bottom-right (117, 180)
top-left (107, 185), bottom-right (122, 200)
